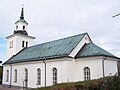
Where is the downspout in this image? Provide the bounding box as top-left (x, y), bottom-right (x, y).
top-left (43, 60), bottom-right (46, 87)
top-left (9, 64), bottom-right (12, 88)
top-left (102, 57), bottom-right (107, 77)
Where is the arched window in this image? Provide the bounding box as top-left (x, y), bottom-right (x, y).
top-left (23, 25), bottom-right (25, 30)
top-left (9, 41), bottom-right (11, 48)
top-left (84, 67), bottom-right (91, 80)
top-left (26, 41), bottom-right (28, 47)
top-left (25, 68), bottom-right (28, 88)
top-left (22, 41), bottom-right (25, 47)
top-left (53, 67), bottom-right (57, 85)
top-left (11, 41), bottom-right (13, 48)
top-left (37, 68), bottom-right (41, 85)
top-left (14, 69), bottom-right (17, 83)
top-left (9, 41), bottom-right (13, 48)
top-left (6, 70), bottom-right (9, 82)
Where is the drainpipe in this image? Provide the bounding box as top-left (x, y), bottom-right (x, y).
top-left (9, 64), bottom-right (12, 88)
top-left (102, 57), bottom-right (107, 77)
top-left (43, 60), bottom-right (46, 87)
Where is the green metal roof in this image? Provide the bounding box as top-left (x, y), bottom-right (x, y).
top-left (75, 42), bottom-right (117, 58)
top-left (4, 33), bottom-right (119, 65)
top-left (4, 33), bottom-right (86, 64)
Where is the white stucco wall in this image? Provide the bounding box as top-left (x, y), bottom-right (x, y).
top-left (15, 21), bottom-right (27, 31)
top-left (6, 34), bottom-right (35, 59)
top-left (104, 58), bottom-right (118, 76)
top-left (2, 58), bottom-right (70, 88)
top-left (67, 57), bottom-right (103, 82)
top-left (2, 57), bottom-right (119, 88)
top-left (67, 56), bottom-right (119, 82)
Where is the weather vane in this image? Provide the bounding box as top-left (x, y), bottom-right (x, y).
top-left (112, 13), bottom-right (120, 18)
top-left (22, 4), bottom-right (24, 8)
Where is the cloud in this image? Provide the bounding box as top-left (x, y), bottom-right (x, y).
top-left (0, 0), bottom-right (120, 61)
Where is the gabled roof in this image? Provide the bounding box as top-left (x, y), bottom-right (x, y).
top-left (75, 42), bottom-right (118, 59)
top-left (4, 33), bottom-right (119, 65)
top-left (4, 33), bottom-right (86, 64)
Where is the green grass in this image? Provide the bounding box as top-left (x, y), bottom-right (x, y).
top-left (32, 76), bottom-right (120, 90)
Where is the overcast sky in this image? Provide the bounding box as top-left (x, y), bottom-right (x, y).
top-left (0, 0), bottom-right (120, 62)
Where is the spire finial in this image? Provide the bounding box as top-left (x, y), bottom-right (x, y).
top-left (20, 4), bottom-right (24, 19)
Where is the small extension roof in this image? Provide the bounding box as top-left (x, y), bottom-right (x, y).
top-left (75, 42), bottom-right (118, 58)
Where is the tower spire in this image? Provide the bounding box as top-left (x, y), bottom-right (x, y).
top-left (20, 7), bottom-right (24, 19)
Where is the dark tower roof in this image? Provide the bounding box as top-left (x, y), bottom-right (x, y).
top-left (14, 30), bottom-right (28, 35)
top-left (20, 8), bottom-right (24, 19)
top-left (14, 7), bottom-right (28, 35)
top-left (15, 7), bottom-right (28, 25)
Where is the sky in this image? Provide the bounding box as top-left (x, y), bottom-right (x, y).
top-left (0, 0), bottom-right (120, 63)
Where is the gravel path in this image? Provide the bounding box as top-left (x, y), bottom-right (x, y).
top-left (0, 85), bottom-right (23, 90)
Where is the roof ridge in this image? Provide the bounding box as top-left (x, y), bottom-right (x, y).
top-left (28, 32), bottom-right (87, 48)
top-left (4, 32), bottom-right (87, 64)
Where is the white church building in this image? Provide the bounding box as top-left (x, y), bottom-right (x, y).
top-left (2, 8), bottom-right (120, 88)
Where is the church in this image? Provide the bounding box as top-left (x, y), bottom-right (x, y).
top-left (2, 8), bottom-right (119, 88)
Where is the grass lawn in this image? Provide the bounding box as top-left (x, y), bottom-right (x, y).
top-left (32, 76), bottom-right (120, 90)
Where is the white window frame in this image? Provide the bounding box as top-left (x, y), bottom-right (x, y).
top-left (53, 67), bottom-right (57, 85)
top-left (6, 70), bottom-right (9, 82)
top-left (84, 67), bottom-right (91, 80)
top-left (14, 69), bottom-right (17, 83)
top-left (25, 68), bottom-right (28, 88)
top-left (37, 68), bottom-right (41, 85)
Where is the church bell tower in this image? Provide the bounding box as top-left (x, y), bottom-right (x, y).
top-left (6, 7), bottom-right (35, 59)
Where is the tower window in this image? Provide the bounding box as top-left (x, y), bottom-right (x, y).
top-left (26, 41), bottom-right (28, 47)
top-left (16, 25), bottom-right (18, 30)
top-left (23, 25), bottom-right (25, 30)
top-left (22, 41), bottom-right (25, 47)
top-left (9, 41), bottom-right (13, 48)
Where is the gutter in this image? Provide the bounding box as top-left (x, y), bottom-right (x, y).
top-left (102, 57), bottom-right (107, 77)
top-left (9, 64), bottom-right (12, 88)
top-left (43, 60), bottom-right (46, 87)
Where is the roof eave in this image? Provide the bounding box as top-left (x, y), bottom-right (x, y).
top-left (75, 55), bottom-right (120, 60)
top-left (3, 55), bottom-right (71, 65)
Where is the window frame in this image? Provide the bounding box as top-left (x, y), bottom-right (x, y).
top-left (26, 41), bottom-right (28, 47)
top-left (9, 41), bottom-right (13, 48)
top-left (23, 25), bottom-right (25, 30)
top-left (6, 70), bottom-right (9, 82)
top-left (14, 69), bottom-right (17, 83)
top-left (25, 68), bottom-right (28, 88)
top-left (22, 41), bottom-right (25, 47)
top-left (37, 68), bottom-right (41, 85)
top-left (84, 67), bottom-right (91, 80)
top-left (53, 67), bottom-right (57, 85)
